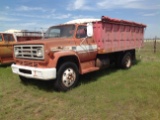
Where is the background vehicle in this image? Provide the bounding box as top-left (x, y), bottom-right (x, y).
top-left (11, 16), bottom-right (146, 91)
top-left (0, 31), bottom-right (42, 64)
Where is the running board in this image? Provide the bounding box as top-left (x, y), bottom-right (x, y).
top-left (81, 67), bottom-right (99, 74)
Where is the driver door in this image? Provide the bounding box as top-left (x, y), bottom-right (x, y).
top-left (74, 25), bottom-right (97, 62)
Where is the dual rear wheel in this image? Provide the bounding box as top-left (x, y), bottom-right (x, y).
top-left (116, 52), bottom-right (132, 69)
top-left (121, 52), bottom-right (132, 69)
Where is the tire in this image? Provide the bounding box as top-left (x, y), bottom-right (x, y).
top-left (54, 62), bottom-right (79, 91)
top-left (121, 52), bottom-right (132, 69)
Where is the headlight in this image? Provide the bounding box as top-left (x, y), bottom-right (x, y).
top-left (36, 49), bottom-right (43, 57)
top-left (15, 48), bottom-right (19, 56)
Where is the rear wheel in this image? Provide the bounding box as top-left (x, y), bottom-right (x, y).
top-left (54, 62), bottom-right (79, 91)
top-left (121, 52), bottom-right (132, 69)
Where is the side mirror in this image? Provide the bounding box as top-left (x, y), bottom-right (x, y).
top-left (87, 22), bottom-right (93, 37)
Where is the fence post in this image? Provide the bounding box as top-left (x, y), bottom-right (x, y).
top-left (154, 36), bottom-right (157, 53)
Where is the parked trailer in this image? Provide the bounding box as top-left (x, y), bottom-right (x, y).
top-left (11, 16), bottom-right (146, 91)
top-left (0, 32), bottom-right (42, 64)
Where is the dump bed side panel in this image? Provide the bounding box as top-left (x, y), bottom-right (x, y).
top-left (93, 19), bottom-right (146, 54)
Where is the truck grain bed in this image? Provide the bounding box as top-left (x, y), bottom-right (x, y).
top-left (93, 16), bottom-right (146, 53)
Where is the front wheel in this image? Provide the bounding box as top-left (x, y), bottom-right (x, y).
top-left (54, 62), bottom-right (79, 91)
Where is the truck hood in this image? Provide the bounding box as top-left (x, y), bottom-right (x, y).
top-left (14, 38), bottom-right (76, 47)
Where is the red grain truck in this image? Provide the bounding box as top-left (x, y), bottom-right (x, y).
top-left (11, 16), bottom-right (146, 91)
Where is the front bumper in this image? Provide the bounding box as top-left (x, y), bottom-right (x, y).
top-left (11, 64), bottom-right (56, 80)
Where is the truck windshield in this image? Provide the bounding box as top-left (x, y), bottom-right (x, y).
top-left (45, 25), bottom-right (75, 38)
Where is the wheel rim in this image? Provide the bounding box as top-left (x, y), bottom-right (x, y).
top-left (125, 56), bottom-right (131, 68)
top-left (62, 68), bottom-right (76, 87)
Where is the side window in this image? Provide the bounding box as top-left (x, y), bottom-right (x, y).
top-left (0, 35), bottom-right (2, 42)
top-left (3, 34), bottom-right (14, 42)
top-left (76, 26), bottom-right (87, 39)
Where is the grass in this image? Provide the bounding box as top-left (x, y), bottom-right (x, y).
top-left (0, 42), bottom-right (160, 120)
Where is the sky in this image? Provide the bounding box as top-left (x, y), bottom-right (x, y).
top-left (0, 0), bottom-right (160, 38)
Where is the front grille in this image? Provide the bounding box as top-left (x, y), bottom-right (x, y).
top-left (14, 45), bottom-right (44, 60)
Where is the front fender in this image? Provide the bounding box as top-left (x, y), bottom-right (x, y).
top-left (48, 50), bottom-right (82, 73)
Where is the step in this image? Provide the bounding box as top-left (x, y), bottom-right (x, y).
top-left (81, 67), bottom-right (99, 74)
